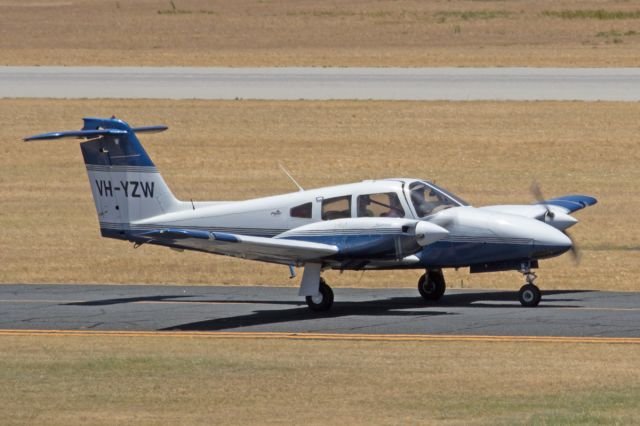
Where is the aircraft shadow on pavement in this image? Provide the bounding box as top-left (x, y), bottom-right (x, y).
top-left (162, 297), bottom-right (453, 331)
top-left (161, 290), bottom-right (591, 332)
top-left (59, 289), bottom-right (590, 332)
top-left (63, 289), bottom-right (590, 308)
top-left (63, 295), bottom-right (309, 307)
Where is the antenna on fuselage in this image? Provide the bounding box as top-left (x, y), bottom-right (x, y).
top-left (278, 162), bottom-right (304, 192)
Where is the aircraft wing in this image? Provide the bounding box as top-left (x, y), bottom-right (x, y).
top-left (479, 194), bottom-right (597, 231)
top-left (139, 228), bottom-right (338, 265)
top-left (481, 195), bottom-right (597, 217)
top-left (538, 195), bottom-right (597, 213)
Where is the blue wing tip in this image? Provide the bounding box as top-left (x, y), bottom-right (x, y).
top-left (562, 195), bottom-right (597, 206)
top-left (543, 195), bottom-right (597, 212)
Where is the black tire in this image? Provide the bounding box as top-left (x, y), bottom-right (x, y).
top-left (306, 279), bottom-right (334, 312)
top-left (418, 270), bottom-right (446, 301)
top-left (518, 284), bottom-right (541, 307)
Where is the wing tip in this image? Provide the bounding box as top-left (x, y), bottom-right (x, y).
top-left (543, 195), bottom-right (598, 212)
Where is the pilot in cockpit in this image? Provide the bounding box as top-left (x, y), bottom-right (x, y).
top-left (411, 184), bottom-right (450, 217)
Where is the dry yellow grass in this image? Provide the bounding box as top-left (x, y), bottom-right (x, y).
top-left (2, 0), bottom-right (640, 67)
top-left (1, 335), bottom-right (639, 425)
top-left (0, 99), bottom-right (638, 290)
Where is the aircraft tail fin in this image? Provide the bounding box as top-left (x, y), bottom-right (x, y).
top-left (25, 117), bottom-right (186, 239)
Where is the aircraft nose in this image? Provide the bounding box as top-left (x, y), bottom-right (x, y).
top-left (533, 226), bottom-right (572, 258)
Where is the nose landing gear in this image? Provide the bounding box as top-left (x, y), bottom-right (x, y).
top-left (518, 269), bottom-right (541, 307)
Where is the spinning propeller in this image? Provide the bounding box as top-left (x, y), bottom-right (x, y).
top-left (530, 182), bottom-right (581, 264)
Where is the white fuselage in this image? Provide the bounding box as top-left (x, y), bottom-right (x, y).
top-left (117, 178), bottom-right (571, 270)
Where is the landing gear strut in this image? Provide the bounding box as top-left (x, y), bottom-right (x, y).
top-left (305, 278), bottom-right (334, 312)
top-left (518, 269), bottom-right (541, 307)
top-left (418, 270), bottom-right (446, 301)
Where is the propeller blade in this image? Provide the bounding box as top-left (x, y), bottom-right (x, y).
top-left (531, 181), bottom-right (554, 220)
top-left (531, 181), bottom-right (580, 263)
top-left (564, 229), bottom-right (581, 265)
top-left (530, 181), bottom-right (545, 203)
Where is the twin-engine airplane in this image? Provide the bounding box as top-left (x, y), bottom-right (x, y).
top-left (25, 117), bottom-right (597, 311)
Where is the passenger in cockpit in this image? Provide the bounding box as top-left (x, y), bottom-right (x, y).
top-left (411, 187), bottom-right (429, 217)
top-left (358, 195), bottom-right (374, 217)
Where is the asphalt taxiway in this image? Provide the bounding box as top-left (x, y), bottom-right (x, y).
top-left (1, 284), bottom-right (639, 339)
top-left (3, 67), bottom-right (640, 101)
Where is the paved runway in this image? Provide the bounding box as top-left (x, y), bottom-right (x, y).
top-left (3, 67), bottom-right (640, 101)
top-left (1, 284), bottom-right (639, 338)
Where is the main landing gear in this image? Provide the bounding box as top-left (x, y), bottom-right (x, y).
top-left (418, 269), bottom-right (446, 301)
top-left (303, 266), bottom-right (541, 311)
top-left (518, 270), bottom-right (542, 307)
top-left (305, 278), bottom-right (334, 311)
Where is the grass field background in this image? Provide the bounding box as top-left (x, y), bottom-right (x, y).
top-left (3, 2), bottom-right (640, 424)
top-left (1, 99), bottom-right (638, 291)
top-left (2, 335), bottom-right (639, 425)
top-left (2, 0), bottom-right (640, 67)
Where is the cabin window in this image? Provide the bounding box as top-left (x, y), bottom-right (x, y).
top-left (357, 192), bottom-right (405, 218)
top-left (290, 202), bottom-right (312, 219)
top-left (322, 195), bottom-right (351, 220)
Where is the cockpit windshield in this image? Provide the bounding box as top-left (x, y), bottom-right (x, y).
top-left (409, 181), bottom-right (467, 218)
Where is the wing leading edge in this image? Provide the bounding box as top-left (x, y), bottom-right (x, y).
top-left (479, 194), bottom-right (597, 231)
top-left (540, 195), bottom-right (598, 213)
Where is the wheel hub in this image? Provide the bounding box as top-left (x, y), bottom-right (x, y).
top-left (522, 290), bottom-right (534, 303)
top-left (423, 281), bottom-right (435, 294)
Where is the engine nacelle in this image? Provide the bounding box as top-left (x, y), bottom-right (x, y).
top-left (277, 217), bottom-right (448, 259)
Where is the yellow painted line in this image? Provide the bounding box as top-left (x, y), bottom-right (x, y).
top-left (0, 329), bottom-right (638, 344)
top-left (0, 299), bottom-right (256, 305)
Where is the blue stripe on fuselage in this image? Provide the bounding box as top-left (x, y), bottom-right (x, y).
top-left (419, 239), bottom-right (569, 268)
top-left (419, 240), bottom-right (533, 268)
top-left (281, 234), bottom-right (407, 260)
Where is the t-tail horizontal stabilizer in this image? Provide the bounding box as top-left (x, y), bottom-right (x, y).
top-left (24, 129), bottom-right (128, 141)
top-left (23, 117), bottom-right (184, 236)
top-left (24, 122), bottom-right (167, 142)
